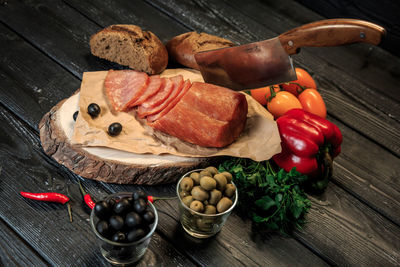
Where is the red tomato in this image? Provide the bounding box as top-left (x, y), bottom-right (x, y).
top-left (281, 68), bottom-right (317, 96)
top-left (298, 89), bottom-right (327, 118)
top-left (267, 91), bottom-right (302, 119)
top-left (249, 85), bottom-right (280, 105)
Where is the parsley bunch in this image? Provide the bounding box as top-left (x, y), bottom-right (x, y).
top-left (219, 157), bottom-right (311, 235)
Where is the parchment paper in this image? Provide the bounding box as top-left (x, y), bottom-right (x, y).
top-left (71, 69), bottom-right (281, 161)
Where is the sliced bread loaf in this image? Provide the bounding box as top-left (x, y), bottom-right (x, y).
top-left (90, 25), bottom-right (168, 74)
top-left (166, 32), bottom-right (235, 70)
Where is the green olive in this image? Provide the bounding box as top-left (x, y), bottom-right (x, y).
top-left (196, 217), bottom-right (214, 231)
top-left (214, 173), bottom-right (227, 191)
top-left (190, 200), bottom-right (204, 212)
top-left (190, 172), bottom-right (200, 185)
top-left (205, 166), bottom-right (218, 176)
top-left (200, 176), bottom-right (216, 191)
top-left (179, 190), bottom-right (190, 199)
top-left (180, 177), bottom-right (194, 192)
top-left (224, 183), bottom-right (236, 198)
top-left (204, 205), bottom-right (217, 214)
top-left (199, 170), bottom-right (212, 178)
top-left (217, 197), bottom-right (233, 213)
top-left (182, 195), bottom-right (194, 207)
top-left (208, 189), bottom-right (222, 205)
top-left (220, 171), bottom-right (233, 183)
top-left (191, 186), bottom-right (209, 201)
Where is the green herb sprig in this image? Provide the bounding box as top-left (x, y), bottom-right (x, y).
top-left (219, 157), bottom-right (311, 235)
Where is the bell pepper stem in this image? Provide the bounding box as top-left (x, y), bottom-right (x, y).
top-left (322, 148), bottom-right (333, 181)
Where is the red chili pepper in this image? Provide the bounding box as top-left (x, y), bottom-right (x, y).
top-left (147, 195), bottom-right (177, 203)
top-left (20, 191), bottom-right (73, 222)
top-left (20, 191), bottom-right (70, 204)
top-left (77, 180), bottom-right (96, 209)
top-left (273, 108), bottom-right (343, 191)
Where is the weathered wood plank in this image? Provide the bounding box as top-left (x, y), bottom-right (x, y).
top-left (0, 219), bottom-right (48, 267)
top-left (295, 184), bottom-right (400, 266)
top-left (0, 23), bottom-right (81, 128)
top-left (294, 0), bottom-right (400, 58)
top-left (0, 106), bottom-right (195, 266)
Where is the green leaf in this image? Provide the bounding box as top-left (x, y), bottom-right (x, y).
top-left (255, 195), bottom-right (276, 211)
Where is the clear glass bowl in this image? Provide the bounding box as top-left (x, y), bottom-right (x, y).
top-left (176, 169), bottom-right (238, 238)
top-left (90, 192), bottom-right (158, 266)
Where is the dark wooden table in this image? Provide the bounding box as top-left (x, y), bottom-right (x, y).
top-left (1, 0), bottom-right (399, 266)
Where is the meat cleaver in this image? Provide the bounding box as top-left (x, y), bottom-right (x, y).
top-left (194, 19), bottom-right (386, 90)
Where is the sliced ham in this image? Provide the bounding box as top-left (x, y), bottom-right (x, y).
top-left (136, 78), bottom-right (173, 118)
top-left (129, 75), bottom-right (163, 107)
top-left (137, 75), bottom-right (184, 118)
top-left (105, 70), bottom-right (149, 111)
top-left (147, 79), bottom-right (191, 122)
top-left (148, 82), bottom-right (248, 147)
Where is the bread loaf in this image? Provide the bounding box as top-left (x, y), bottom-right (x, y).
top-left (166, 32), bottom-right (235, 70)
top-left (90, 25), bottom-right (168, 74)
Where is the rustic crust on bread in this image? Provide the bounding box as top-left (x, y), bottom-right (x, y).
top-left (166, 32), bottom-right (235, 70)
top-left (38, 93), bottom-right (215, 185)
top-left (90, 25), bottom-right (168, 75)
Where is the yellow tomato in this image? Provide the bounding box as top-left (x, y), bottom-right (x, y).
top-left (267, 91), bottom-right (302, 119)
top-left (249, 85), bottom-right (280, 105)
top-left (298, 89), bottom-right (327, 118)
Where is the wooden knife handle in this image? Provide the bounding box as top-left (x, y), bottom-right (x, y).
top-left (279, 19), bottom-right (386, 55)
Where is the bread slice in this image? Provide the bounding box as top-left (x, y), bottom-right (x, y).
top-left (166, 32), bottom-right (235, 70)
top-left (90, 25), bottom-right (168, 74)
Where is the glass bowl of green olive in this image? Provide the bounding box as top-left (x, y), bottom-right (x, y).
top-left (176, 167), bottom-right (238, 238)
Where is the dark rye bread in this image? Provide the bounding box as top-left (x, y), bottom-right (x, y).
top-left (90, 25), bottom-right (168, 75)
top-left (166, 32), bottom-right (235, 70)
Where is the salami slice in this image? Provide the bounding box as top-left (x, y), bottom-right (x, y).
top-left (137, 75), bottom-right (183, 118)
top-left (147, 79), bottom-right (191, 122)
top-left (129, 75), bottom-right (163, 107)
top-left (105, 70), bottom-right (149, 111)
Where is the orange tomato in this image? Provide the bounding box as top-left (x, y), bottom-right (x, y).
top-left (281, 68), bottom-right (317, 96)
top-left (267, 91), bottom-right (302, 119)
top-left (249, 85), bottom-right (280, 105)
top-left (298, 89), bottom-right (327, 118)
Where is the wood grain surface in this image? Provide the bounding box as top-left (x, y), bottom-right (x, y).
top-left (0, 0), bottom-right (399, 266)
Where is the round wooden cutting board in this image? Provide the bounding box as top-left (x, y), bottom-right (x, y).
top-left (38, 92), bottom-right (214, 185)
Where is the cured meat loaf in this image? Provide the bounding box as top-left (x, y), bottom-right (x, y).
top-left (105, 70), bottom-right (248, 148)
top-left (149, 82), bottom-right (247, 147)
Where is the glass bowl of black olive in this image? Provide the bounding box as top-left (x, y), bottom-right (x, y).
top-left (90, 191), bottom-right (158, 266)
top-left (176, 167), bottom-right (238, 238)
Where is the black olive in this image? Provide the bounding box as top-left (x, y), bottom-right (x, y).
top-left (96, 220), bottom-right (110, 237)
top-left (111, 231), bottom-right (126, 243)
top-left (87, 103), bottom-right (101, 118)
top-left (107, 198), bottom-right (116, 209)
top-left (73, 111), bottom-right (79, 121)
top-left (133, 190), bottom-right (147, 201)
top-left (113, 198), bottom-right (131, 215)
top-left (133, 198), bottom-right (147, 214)
top-left (108, 122), bottom-right (122, 136)
top-left (142, 210), bottom-right (155, 225)
top-left (127, 228), bottom-right (146, 242)
top-left (125, 211), bottom-right (142, 228)
top-left (94, 200), bottom-right (111, 220)
top-left (109, 215), bottom-right (124, 231)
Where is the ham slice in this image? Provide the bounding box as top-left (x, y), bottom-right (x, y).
top-left (147, 79), bottom-right (191, 122)
top-left (137, 75), bottom-right (184, 118)
top-left (105, 70), bottom-right (149, 111)
top-left (129, 75), bottom-right (163, 107)
top-left (149, 82), bottom-right (247, 147)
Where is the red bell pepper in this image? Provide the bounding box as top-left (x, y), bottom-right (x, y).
top-left (272, 109), bottom-right (342, 191)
